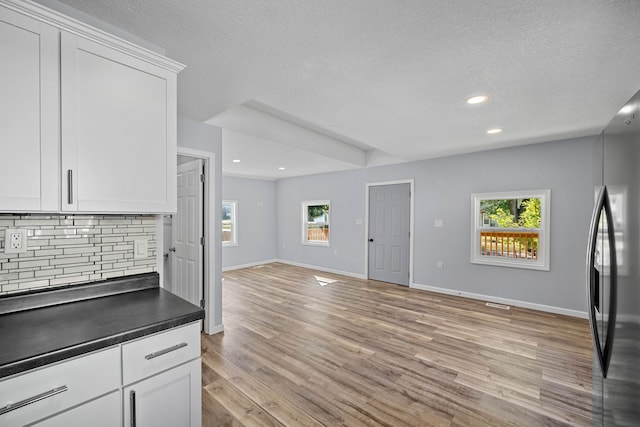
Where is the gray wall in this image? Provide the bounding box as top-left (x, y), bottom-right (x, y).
top-left (177, 116), bottom-right (223, 331)
top-left (222, 176), bottom-right (277, 269)
top-left (277, 136), bottom-right (598, 313)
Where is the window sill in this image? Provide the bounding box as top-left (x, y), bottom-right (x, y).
top-left (470, 258), bottom-right (549, 271)
top-left (301, 241), bottom-right (330, 247)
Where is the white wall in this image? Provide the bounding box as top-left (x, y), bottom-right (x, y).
top-left (177, 116), bottom-right (223, 332)
top-left (276, 136), bottom-right (598, 315)
top-left (222, 176), bottom-right (277, 269)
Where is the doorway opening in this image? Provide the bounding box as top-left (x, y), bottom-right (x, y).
top-left (161, 147), bottom-right (217, 334)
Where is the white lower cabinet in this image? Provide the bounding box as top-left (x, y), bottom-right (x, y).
top-left (32, 391), bottom-right (121, 427)
top-left (122, 322), bottom-right (202, 427)
top-left (123, 359), bottom-right (201, 427)
top-left (0, 322), bottom-right (202, 427)
top-left (0, 347), bottom-right (120, 427)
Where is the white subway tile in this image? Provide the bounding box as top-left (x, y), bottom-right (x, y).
top-left (73, 219), bottom-right (97, 226)
top-left (63, 246), bottom-right (98, 255)
top-left (1, 215), bottom-right (156, 292)
top-left (35, 268), bottom-right (63, 277)
top-left (18, 280), bottom-right (49, 289)
top-left (63, 264), bottom-right (97, 274)
top-left (18, 259), bottom-right (50, 269)
top-left (102, 270), bottom-right (124, 279)
top-left (15, 219), bottom-right (60, 226)
top-left (101, 253), bottom-right (124, 262)
top-left (1, 283), bottom-right (19, 292)
top-left (50, 275), bottom-right (89, 286)
top-left (19, 271), bottom-right (34, 279)
top-left (1, 262), bottom-right (18, 270)
top-left (49, 237), bottom-right (90, 246)
top-left (101, 236), bottom-right (124, 243)
top-left (50, 256), bottom-right (89, 266)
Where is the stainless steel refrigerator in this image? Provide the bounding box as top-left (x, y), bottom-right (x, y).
top-left (587, 89), bottom-right (640, 426)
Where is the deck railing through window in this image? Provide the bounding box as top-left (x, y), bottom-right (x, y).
top-left (480, 230), bottom-right (538, 260)
top-left (307, 225), bottom-right (329, 242)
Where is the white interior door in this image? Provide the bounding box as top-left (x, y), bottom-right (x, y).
top-left (368, 183), bottom-right (411, 286)
top-left (172, 159), bottom-right (203, 307)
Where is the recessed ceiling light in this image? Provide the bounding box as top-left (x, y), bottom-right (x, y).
top-left (619, 105), bottom-right (634, 114)
top-left (487, 128), bottom-right (502, 134)
top-left (278, 167), bottom-right (286, 171)
top-left (232, 159), bottom-right (241, 163)
top-left (467, 95), bottom-right (489, 105)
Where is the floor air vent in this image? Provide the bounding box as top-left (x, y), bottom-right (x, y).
top-left (486, 302), bottom-right (510, 310)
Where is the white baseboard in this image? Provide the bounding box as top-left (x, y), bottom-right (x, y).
top-left (275, 259), bottom-right (367, 280)
top-left (222, 259), bottom-right (278, 272)
top-left (411, 282), bottom-right (588, 319)
top-left (206, 323), bottom-right (224, 335)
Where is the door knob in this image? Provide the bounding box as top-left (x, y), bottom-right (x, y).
top-left (368, 238), bottom-right (374, 242)
top-left (168, 247), bottom-right (176, 252)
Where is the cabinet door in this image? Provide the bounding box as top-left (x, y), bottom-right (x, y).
top-left (123, 358), bottom-right (201, 427)
top-left (0, 6), bottom-right (58, 212)
top-left (61, 32), bottom-right (177, 213)
top-left (32, 391), bottom-right (121, 427)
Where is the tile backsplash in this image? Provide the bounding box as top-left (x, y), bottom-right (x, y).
top-left (0, 214), bottom-right (157, 294)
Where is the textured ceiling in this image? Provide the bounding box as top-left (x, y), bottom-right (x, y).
top-left (37, 0), bottom-right (640, 178)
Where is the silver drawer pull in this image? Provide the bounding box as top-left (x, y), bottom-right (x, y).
top-left (144, 342), bottom-right (188, 360)
top-left (0, 385), bottom-right (68, 416)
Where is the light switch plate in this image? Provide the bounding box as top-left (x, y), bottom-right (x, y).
top-left (4, 229), bottom-right (28, 253)
top-left (133, 239), bottom-right (148, 259)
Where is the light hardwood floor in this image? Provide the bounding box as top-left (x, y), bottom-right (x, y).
top-left (201, 263), bottom-right (593, 426)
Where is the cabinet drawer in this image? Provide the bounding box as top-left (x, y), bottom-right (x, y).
top-left (0, 346), bottom-right (120, 427)
top-left (32, 390), bottom-right (121, 427)
top-left (122, 322), bottom-right (200, 384)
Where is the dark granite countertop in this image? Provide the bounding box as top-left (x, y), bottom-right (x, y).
top-left (0, 273), bottom-right (204, 379)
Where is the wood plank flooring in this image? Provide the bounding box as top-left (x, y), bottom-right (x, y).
top-left (201, 263), bottom-right (593, 426)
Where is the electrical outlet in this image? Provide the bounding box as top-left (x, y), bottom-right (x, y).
top-left (4, 229), bottom-right (28, 253)
top-left (437, 261), bottom-right (444, 269)
top-left (134, 239), bottom-right (148, 259)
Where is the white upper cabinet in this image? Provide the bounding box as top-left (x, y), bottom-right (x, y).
top-left (61, 32), bottom-right (178, 213)
top-left (0, 0), bottom-right (183, 214)
top-left (0, 7), bottom-right (59, 212)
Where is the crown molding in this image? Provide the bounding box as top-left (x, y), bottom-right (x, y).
top-left (0, 0), bottom-right (185, 73)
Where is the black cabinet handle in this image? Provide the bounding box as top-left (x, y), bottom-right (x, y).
top-left (130, 390), bottom-right (136, 427)
top-left (67, 169), bottom-right (73, 204)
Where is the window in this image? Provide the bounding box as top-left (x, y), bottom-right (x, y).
top-left (222, 200), bottom-right (237, 246)
top-left (302, 200), bottom-right (330, 246)
top-left (470, 190), bottom-right (550, 270)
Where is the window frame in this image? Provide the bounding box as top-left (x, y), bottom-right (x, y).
top-left (301, 200), bottom-right (331, 247)
top-left (470, 189), bottom-right (550, 271)
top-left (222, 200), bottom-right (237, 247)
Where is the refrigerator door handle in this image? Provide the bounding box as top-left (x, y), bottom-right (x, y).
top-left (601, 186), bottom-right (618, 378)
top-left (586, 186), bottom-right (606, 376)
top-left (586, 185), bottom-right (617, 378)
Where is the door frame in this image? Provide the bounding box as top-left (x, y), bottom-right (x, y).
top-left (173, 158), bottom-right (204, 308)
top-left (156, 146), bottom-right (218, 335)
top-left (364, 179), bottom-right (415, 285)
